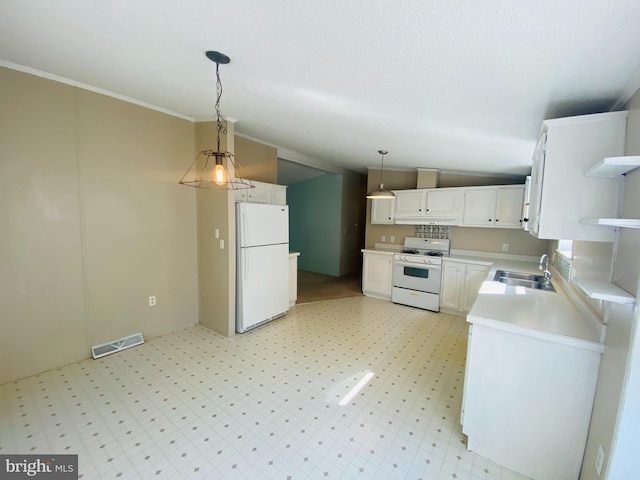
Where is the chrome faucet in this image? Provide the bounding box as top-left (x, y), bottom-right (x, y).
top-left (538, 254), bottom-right (552, 286)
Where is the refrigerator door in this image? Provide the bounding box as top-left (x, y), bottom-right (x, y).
top-left (237, 203), bottom-right (289, 248)
top-left (236, 243), bottom-right (289, 333)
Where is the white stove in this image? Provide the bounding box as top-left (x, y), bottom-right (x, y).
top-left (392, 238), bottom-right (450, 311)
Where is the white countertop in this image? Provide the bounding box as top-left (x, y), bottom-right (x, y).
top-left (463, 256), bottom-right (604, 352)
top-left (363, 247), bottom-right (604, 352)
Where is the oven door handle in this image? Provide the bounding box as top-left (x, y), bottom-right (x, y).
top-left (394, 261), bottom-right (442, 270)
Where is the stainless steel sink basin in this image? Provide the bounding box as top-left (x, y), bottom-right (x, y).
top-left (493, 270), bottom-right (556, 292)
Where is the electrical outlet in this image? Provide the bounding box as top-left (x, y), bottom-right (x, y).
top-left (381, 235), bottom-right (386, 242)
top-left (502, 243), bottom-right (509, 252)
top-left (148, 296), bottom-right (156, 307)
top-left (214, 228), bottom-right (220, 239)
top-left (390, 236), bottom-right (395, 243)
top-left (596, 445), bottom-right (605, 476)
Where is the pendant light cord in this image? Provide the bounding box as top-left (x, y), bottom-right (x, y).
top-left (380, 151), bottom-right (386, 187)
top-left (215, 62), bottom-right (227, 152)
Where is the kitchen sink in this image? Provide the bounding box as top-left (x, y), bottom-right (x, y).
top-left (493, 270), bottom-right (556, 292)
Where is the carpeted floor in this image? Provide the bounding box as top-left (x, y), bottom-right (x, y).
top-left (296, 270), bottom-right (362, 304)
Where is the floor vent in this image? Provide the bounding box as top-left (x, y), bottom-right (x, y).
top-left (91, 332), bottom-right (144, 359)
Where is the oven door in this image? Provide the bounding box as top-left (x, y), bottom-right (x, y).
top-left (392, 260), bottom-right (442, 294)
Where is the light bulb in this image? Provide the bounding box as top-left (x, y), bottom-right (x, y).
top-left (213, 163), bottom-right (225, 185)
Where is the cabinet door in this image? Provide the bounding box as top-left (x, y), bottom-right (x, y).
top-left (371, 198), bottom-right (395, 224)
top-left (271, 185), bottom-right (287, 205)
top-left (527, 134), bottom-right (546, 235)
top-left (234, 188), bottom-right (248, 203)
top-left (362, 253), bottom-right (393, 299)
top-left (440, 261), bottom-right (463, 310)
top-left (461, 188), bottom-right (496, 226)
top-left (394, 190), bottom-right (427, 217)
top-left (462, 264), bottom-right (490, 312)
top-left (494, 186), bottom-right (525, 228)
top-left (425, 189), bottom-right (459, 217)
top-left (246, 181), bottom-right (271, 204)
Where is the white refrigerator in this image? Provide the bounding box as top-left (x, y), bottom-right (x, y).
top-left (236, 203), bottom-right (290, 333)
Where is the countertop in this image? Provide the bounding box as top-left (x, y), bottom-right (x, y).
top-left (461, 255), bottom-right (604, 352)
top-left (362, 247), bottom-right (604, 352)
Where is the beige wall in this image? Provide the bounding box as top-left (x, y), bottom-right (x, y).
top-left (195, 122), bottom-right (236, 337)
top-left (451, 227), bottom-right (548, 256)
top-left (234, 135), bottom-right (278, 183)
top-left (0, 68), bottom-right (199, 384)
top-left (438, 172), bottom-right (525, 187)
top-left (365, 169), bottom-right (417, 248)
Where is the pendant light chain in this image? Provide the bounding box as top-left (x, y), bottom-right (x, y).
top-left (215, 62), bottom-right (227, 153)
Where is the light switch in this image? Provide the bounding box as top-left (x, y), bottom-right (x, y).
top-left (215, 228), bottom-right (220, 239)
top-left (220, 239), bottom-right (225, 249)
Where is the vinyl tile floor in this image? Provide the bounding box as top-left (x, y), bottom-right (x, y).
top-left (0, 296), bottom-right (531, 479)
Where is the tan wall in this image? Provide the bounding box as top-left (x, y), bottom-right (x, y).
top-left (450, 227), bottom-right (548, 256)
top-left (438, 172), bottom-right (525, 187)
top-left (195, 122), bottom-right (236, 337)
top-left (365, 169), bottom-right (417, 248)
top-left (234, 135), bottom-right (278, 183)
top-left (0, 68), bottom-right (199, 383)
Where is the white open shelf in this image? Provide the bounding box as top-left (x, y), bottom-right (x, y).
top-left (585, 155), bottom-right (640, 177)
top-left (581, 218), bottom-right (640, 228)
top-left (574, 279), bottom-right (636, 305)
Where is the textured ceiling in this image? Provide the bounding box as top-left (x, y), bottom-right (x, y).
top-left (2, 0), bottom-right (640, 175)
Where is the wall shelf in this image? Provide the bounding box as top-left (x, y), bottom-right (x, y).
top-left (585, 156), bottom-right (640, 177)
top-left (581, 218), bottom-right (640, 228)
top-left (574, 278), bottom-right (636, 305)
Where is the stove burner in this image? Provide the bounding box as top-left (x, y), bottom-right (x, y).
top-left (402, 249), bottom-right (420, 254)
top-left (426, 251), bottom-right (444, 257)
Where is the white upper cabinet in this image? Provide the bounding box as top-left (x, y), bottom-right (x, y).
top-left (235, 180), bottom-right (287, 205)
top-left (371, 198), bottom-right (395, 224)
top-left (495, 186), bottom-right (525, 228)
top-left (528, 111), bottom-right (627, 242)
top-left (425, 188), bottom-right (459, 218)
top-left (393, 188), bottom-right (461, 225)
top-left (461, 186), bottom-right (524, 228)
top-left (461, 188), bottom-right (496, 227)
top-left (394, 190), bottom-right (427, 217)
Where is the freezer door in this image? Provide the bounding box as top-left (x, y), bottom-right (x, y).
top-left (236, 243), bottom-right (289, 333)
top-left (237, 203), bottom-right (289, 247)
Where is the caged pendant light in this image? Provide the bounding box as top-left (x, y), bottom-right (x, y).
top-left (366, 150), bottom-right (395, 198)
top-left (179, 51), bottom-right (254, 190)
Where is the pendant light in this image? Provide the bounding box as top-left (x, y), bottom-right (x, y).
top-left (366, 150), bottom-right (395, 198)
top-left (179, 51), bottom-right (254, 190)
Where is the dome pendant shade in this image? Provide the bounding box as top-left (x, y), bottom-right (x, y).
top-left (366, 150), bottom-right (395, 199)
top-left (366, 184), bottom-right (395, 198)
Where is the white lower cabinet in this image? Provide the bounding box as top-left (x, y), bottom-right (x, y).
top-left (462, 322), bottom-right (601, 480)
top-left (440, 260), bottom-right (490, 314)
top-left (362, 251), bottom-right (393, 300)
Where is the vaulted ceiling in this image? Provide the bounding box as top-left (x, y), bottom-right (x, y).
top-left (2, 0), bottom-right (640, 175)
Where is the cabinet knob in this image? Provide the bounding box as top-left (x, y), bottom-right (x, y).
top-left (495, 219), bottom-right (499, 222)
top-left (523, 217), bottom-right (529, 222)
top-left (489, 219), bottom-right (492, 222)
top-left (426, 208), bottom-right (429, 211)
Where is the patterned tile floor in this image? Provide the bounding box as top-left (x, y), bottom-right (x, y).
top-left (0, 296), bottom-right (531, 479)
